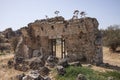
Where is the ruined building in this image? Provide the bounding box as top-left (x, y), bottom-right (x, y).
top-left (15, 16), bottom-right (103, 65)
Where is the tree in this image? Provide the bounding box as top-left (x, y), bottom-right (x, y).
top-left (102, 25), bottom-right (120, 52)
top-left (45, 15), bottom-right (48, 19)
top-left (73, 10), bottom-right (79, 19)
top-left (73, 10), bottom-right (79, 16)
top-left (54, 11), bottom-right (60, 16)
top-left (80, 11), bottom-right (86, 17)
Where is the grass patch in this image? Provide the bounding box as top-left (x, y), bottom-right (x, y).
top-left (102, 71), bottom-right (120, 79)
top-left (55, 66), bottom-right (120, 80)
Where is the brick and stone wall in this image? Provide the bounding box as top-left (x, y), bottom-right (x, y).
top-left (15, 16), bottom-right (103, 64)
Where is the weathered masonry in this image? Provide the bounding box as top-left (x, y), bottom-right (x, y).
top-left (15, 16), bottom-right (103, 64)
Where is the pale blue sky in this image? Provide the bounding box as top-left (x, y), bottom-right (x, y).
top-left (0, 0), bottom-right (120, 31)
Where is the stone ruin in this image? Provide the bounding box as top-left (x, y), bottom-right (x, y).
top-left (0, 28), bottom-right (21, 53)
top-left (14, 16), bottom-right (103, 65)
top-left (5, 16), bottom-right (103, 80)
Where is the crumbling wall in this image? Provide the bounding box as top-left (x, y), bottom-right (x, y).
top-left (15, 16), bottom-right (103, 64)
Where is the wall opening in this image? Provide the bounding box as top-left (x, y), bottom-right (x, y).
top-left (51, 38), bottom-right (65, 58)
top-left (51, 25), bottom-right (54, 29)
top-left (41, 27), bottom-right (44, 31)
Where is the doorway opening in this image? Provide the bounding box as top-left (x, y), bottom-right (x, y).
top-left (51, 38), bottom-right (65, 58)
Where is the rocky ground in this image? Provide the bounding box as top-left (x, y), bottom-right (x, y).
top-left (0, 47), bottom-right (120, 80)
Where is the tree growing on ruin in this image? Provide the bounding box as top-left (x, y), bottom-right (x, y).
top-left (74, 10), bottom-right (79, 16)
top-left (54, 11), bottom-right (60, 16)
top-left (72, 10), bottom-right (79, 19)
top-left (45, 15), bottom-right (48, 19)
top-left (80, 11), bottom-right (86, 17)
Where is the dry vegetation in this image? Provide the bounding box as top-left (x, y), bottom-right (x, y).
top-left (0, 54), bottom-right (23, 80)
top-left (0, 47), bottom-right (120, 80)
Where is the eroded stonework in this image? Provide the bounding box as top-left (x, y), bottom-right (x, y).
top-left (15, 16), bottom-right (103, 64)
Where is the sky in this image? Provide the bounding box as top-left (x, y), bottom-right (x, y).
top-left (0, 0), bottom-right (120, 31)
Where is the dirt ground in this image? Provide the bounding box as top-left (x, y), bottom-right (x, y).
top-left (103, 47), bottom-right (120, 66)
top-left (0, 47), bottom-right (120, 80)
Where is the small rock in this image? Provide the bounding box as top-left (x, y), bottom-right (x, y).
top-left (46, 55), bottom-right (58, 68)
top-left (29, 70), bottom-right (40, 79)
top-left (43, 76), bottom-right (51, 80)
top-left (58, 58), bottom-right (69, 68)
top-left (14, 63), bottom-right (28, 72)
top-left (29, 57), bottom-right (45, 70)
top-left (32, 50), bottom-right (42, 57)
top-left (69, 61), bottom-right (82, 67)
top-left (8, 60), bottom-right (14, 68)
top-left (46, 62), bottom-right (55, 68)
top-left (15, 57), bottom-right (24, 64)
top-left (108, 76), bottom-right (114, 80)
top-left (56, 65), bottom-right (66, 76)
top-left (76, 74), bottom-right (87, 80)
top-left (23, 70), bottom-right (44, 80)
top-left (39, 67), bottom-right (50, 76)
top-left (15, 73), bottom-right (25, 80)
top-left (22, 75), bottom-right (43, 80)
top-left (87, 64), bottom-right (92, 68)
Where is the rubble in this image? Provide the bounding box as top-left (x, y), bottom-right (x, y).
top-left (12, 73), bottom-right (25, 80)
top-left (76, 74), bottom-right (87, 80)
top-left (8, 60), bottom-right (14, 68)
top-left (39, 67), bottom-right (50, 76)
top-left (29, 57), bottom-right (45, 70)
top-left (46, 55), bottom-right (58, 68)
top-left (12, 70), bottom-right (51, 80)
top-left (56, 65), bottom-right (66, 76)
top-left (43, 76), bottom-right (51, 80)
top-left (58, 58), bottom-right (69, 68)
top-left (69, 61), bottom-right (82, 67)
top-left (107, 77), bottom-right (114, 80)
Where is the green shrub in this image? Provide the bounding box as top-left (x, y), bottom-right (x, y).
top-left (55, 66), bottom-right (120, 80)
top-left (102, 71), bottom-right (120, 80)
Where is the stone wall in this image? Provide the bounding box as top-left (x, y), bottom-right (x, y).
top-left (15, 16), bottom-right (103, 64)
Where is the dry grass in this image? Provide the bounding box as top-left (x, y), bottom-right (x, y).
top-left (0, 54), bottom-right (23, 80)
top-left (103, 47), bottom-right (120, 66)
top-left (0, 68), bottom-right (23, 80)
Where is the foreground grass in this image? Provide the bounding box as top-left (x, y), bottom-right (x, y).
top-left (55, 66), bottom-right (120, 80)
